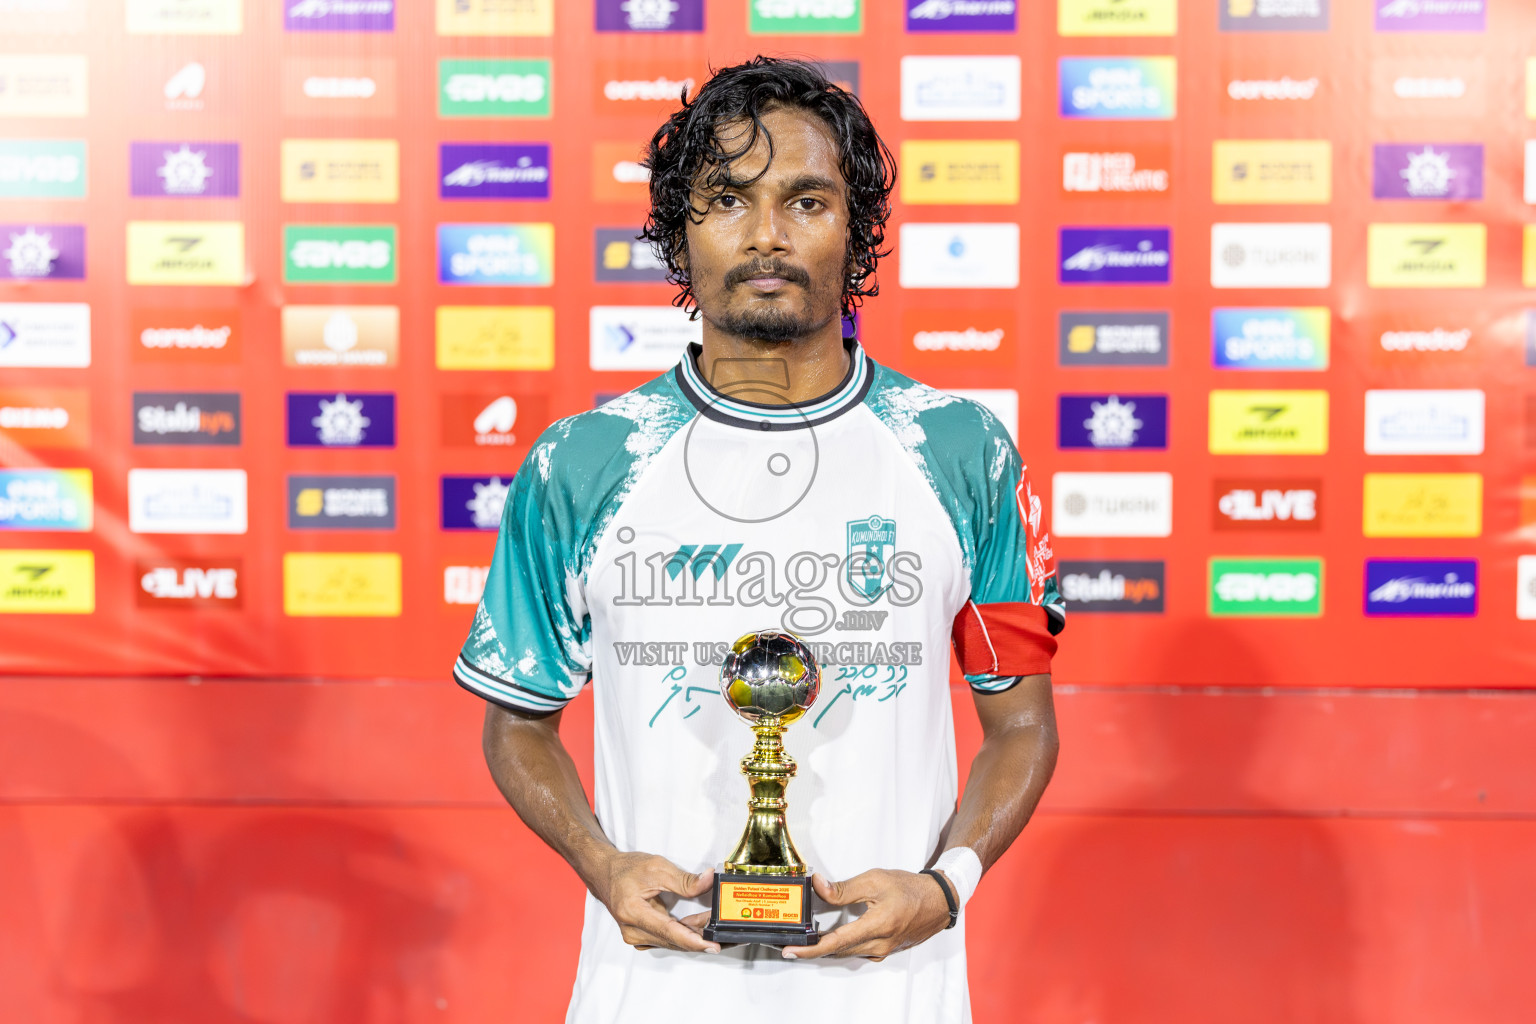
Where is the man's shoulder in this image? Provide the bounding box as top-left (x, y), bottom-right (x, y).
top-left (862, 360), bottom-right (1017, 458)
top-left (524, 374), bottom-right (695, 492)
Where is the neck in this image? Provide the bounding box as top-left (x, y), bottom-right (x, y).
top-left (697, 317), bottom-right (851, 406)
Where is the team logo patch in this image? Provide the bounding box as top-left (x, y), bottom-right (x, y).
top-left (846, 515), bottom-right (897, 601)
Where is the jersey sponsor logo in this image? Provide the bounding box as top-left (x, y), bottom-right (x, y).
top-left (596, 0), bottom-right (704, 30)
top-left (595, 228), bottom-right (668, 282)
top-left (1059, 227), bottom-right (1171, 284)
top-left (284, 0), bottom-right (394, 30)
top-left (1362, 472), bottom-right (1481, 537)
top-left (1220, 0), bottom-right (1328, 30)
top-left (438, 223), bottom-right (553, 285)
top-left (1213, 140), bottom-right (1331, 205)
top-left (1208, 390), bottom-right (1328, 454)
top-left (949, 389), bottom-right (1019, 442)
top-left (1212, 308), bottom-right (1329, 370)
top-left (436, 306), bottom-right (554, 370)
top-left (127, 468), bottom-right (247, 534)
top-left (1051, 472), bottom-right (1172, 537)
top-left (0, 303), bottom-right (91, 367)
top-left (441, 475), bottom-right (512, 531)
top-left (440, 143), bottom-right (550, 200)
top-left (901, 140), bottom-right (1018, 205)
top-left (1, 224), bottom-right (85, 281)
top-left (899, 55), bottom-right (1019, 122)
top-left (0, 140), bottom-right (86, 199)
top-left (443, 563), bottom-right (490, 606)
top-left (132, 307), bottom-right (239, 364)
top-left (1210, 558), bottom-right (1323, 617)
top-left (126, 222), bottom-right (244, 285)
top-left (285, 391), bottom-right (395, 448)
top-left (592, 61), bottom-right (698, 115)
top-left (132, 392), bottom-right (240, 445)
top-left (907, 0), bottom-right (1016, 33)
top-left (590, 305), bottom-right (700, 370)
top-left (1057, 560), bottom-right (1164, 613)
top-left (1211, 223), bottom-right (1331, 288)
top-left (1372, 144), bottom-right (1482, 201)
top-left (1365, 559), bottom-right (1477, 617)
top-left (1059, 394), bottom-right (1168, 450)
top-left (907, 309), bottom-right (1015, 370)
top-left (1059, 312), bottom-right (1168, 367)
top-left (1059, 57), bottom-right (1176, 120)
top-left (281, 58), bottom-right (395, 118)
top-left (283, 225), bottom-right (396, 284)
top-left (0, 55), bottom-right (87, 118)
top-left (1213, 478), bottom-right (1321, 532)
top-left (1061, 145), bottom-right (1170, 196)
top-left (0, 388), bottom-right (89, 448)
top-left (0, 469), bottom-right (92, 531)
top-left (136, 558), bottom-right (241, 608)
top-left (899, 223), bottom-right (1018, 288)
top-left (749, 0), bottom-right (862, 34)
top-left (281, 306), bottom-right (397, 367)
top-left (129, 141), bottom-right (238, 198)
top-left (126, 0), bottom-right (241, 32)
top-left (283, 552), bottom-right (401, 617)
top-left (1375, 0), bottom-right (1483, 31)
top-left (1518, 556), bottom-right (1536, 620)
top-left (441, 392), bottom-right (547, 448)
top-left (280, 139), bottom-right (397, 203)
top-left (0, 550), bottom-right (93, 613)
top-left (439, 0), bottom-right (552, 34)
top-left (438, 59), bottom-right (551, 118)
top-left (289, 475), bottom-right (396, 529)
top-left (1364, 389), bottom-right (1483, 455)
top-left (1367, 223), bottom-right (1485, 288)
top-left (1372, 57), bottom-right (1484, 118)
top-left (591, 141), bottom-right (650, 203)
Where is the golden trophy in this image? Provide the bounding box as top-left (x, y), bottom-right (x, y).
top-left (703, 630), bottom-right (823, 947)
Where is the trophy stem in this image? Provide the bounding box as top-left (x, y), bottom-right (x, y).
top-left (722, 718), bottom-right (805, 875)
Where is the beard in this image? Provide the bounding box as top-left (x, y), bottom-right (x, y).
top-left (704, 299), bottom-right (836, 344)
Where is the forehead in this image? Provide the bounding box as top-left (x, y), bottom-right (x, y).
top-left (708, 105), bottom-right (844, 187)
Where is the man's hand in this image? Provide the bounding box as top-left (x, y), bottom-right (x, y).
top-left (781, 869), bottom-right (951, 961)
top-left (589, 851), bottom-right (721, 954)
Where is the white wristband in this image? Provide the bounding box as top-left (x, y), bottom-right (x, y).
top-left (934, 847), bottom-right (983, 909)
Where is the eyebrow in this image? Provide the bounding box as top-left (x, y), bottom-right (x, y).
top-left (714, 173), bottom-right (842, 195)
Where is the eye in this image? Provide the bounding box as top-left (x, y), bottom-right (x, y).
top-left (715, 194), bottom-right (740, 209)
top-left (793, 196), bottom-right (823, 211)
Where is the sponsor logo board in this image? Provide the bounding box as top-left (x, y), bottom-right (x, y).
top-left (1059, 0), bottom-right (1174, 35)
top-left (749, 0), bottom-right (861, 33)
top-left (907, 0), bottom-right (1016, 32)
top-left (283, 552), bottom-right (401, 617)
top-left (436, 306), bottom-right (554, 370)
top-left (281, 58), bottom-right (396, 118)
top-left (1363, 389), bottom-right (1484, 455)
top-left (127, 468), bottom-right (246, 534)
top-left (594, 228), bottom-right (668, 283)
top-left (283, 225), bottom-right (396, 284)
top-left (0, 224), bottom-right (85, 281)
top-left (1059, 227), bottom-right (1171, 284)
top-left (1372, 57), bottom-right (1484, 119)
top-left (443, 564), bottom-right (490, 606)
top-left (1, 0), bottom-right (88, 34)
top-left (441, 143), bottom-right (550, 200)
top-left (899, 223), bottom-right (1018, 288)
top-left (438, 224), bottom-right (553, 286)
top-left (129, 141), bottom-right (238, 198)
top-left (591, 141), bottom-right (650, 203)
top-left (1524, 475), bottom-right (1536, 534)
top-left (441, 392), bottom-right (547, 449)
top-left (906, 309), bottom-right (1015, 370)
top-left (1520, 557), bottom-right (1536, 621)
top-left (136, 557), bottom-right (241, 608)
top-left (286, 392), bottom-right (395, 448)
top-left (0, 140), bottom-right (86, 199)
top-left (1211, 222), bottom-right (1331, 289)
top-left (132, 392), bottom-right (240, 445)
top-left (901, 140), bottom-right (1018, 205)
top-left (0, 55), bottom-right (88, 117)
top-left (1058, 311), bottom-right (1168, 367)
top-left (1373, 144), bottom-right (1483, 201)
top-left (281, 306), bottom-right (397, 367)
top-left (439, 58), bottom-right (551, 118)
top-left (1211, 308), bottom-right (1329, 370)
top-left (1213, 478), bottom-right (1321, 532)
top-left (1059, 57), bottom-right (1176, 120)
top-left (1221, 57), bottom-right (1325, 115)
top-left (1051, 472), bottom-right (1172, 537)
top-left (442, 475), bottom-right (513, 531)
top-left (900, 56), bottom-right (1019, 122)
top-left (288, 475), bottom-right (396, 530)
top-left (133, 58), bottom-right (230, 116)
top-left (1209, 390), bottom-right (1329, 454)
top-left (1057, 560), bottom-right (1164, 613)
top-left (1061, 145), bottom-right (1170, 197)
top-left (1375, 0), bottom-right (1483, 32)
top-left (596, 0), bottom-right (703, 30)
top-left (280, 139), bottom-right (398, 204)
top-left (132, 308), bottom-right (239, 364)
top-left (0, 303), bottom-right (90, 367)
top-left (1527, 141), bottom-right (1536, 205)
top-left (1529, 311), bottom-right (1536, 366)
top-left (1364, 559), bottom-right (1478, 618)
top-left (1212, 140), bottom-right (1331, 205)
top-left (126, 221), bottom-right (244, 285)
top-left (817, 60), bottom-right (860, 95)
top-left (1525, 227), bottom-right (1536, 288)
top-left (1210, 558), bottom-right (1323, 617)
top-left (592, 61), bottom-right (699, 116)
top-left (439, 0), bottom-right (552, 34)
top-left (0, 388), bottom-right (89, 448)
top-left (590, 305), bottom-right (701, 370)
top-left (126, 0), bottom-right (241, 33)
top-left (1362, 473), bottom-right (1482, 537)
top-left (1365, 314), bottom-right (1474, 367)
top-left (1367, 223), bottom-right (1485, 289)
top-left (0, 469), bottom-right (92, 531)
top-left (1220, 0), bottom-right (1329, 31)
top-left (284, 0), bottom-right (394, 30)
top-left (1058, 394), bottom-right (1169, 451)
top-left (0, 550), bottom-right (93, 614)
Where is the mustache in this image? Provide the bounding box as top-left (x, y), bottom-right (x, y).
top-left (723, 260), bottom-right (811, 289)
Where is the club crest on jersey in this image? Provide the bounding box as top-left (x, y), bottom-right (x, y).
top-left (846, 515), bottom-right (897, 602)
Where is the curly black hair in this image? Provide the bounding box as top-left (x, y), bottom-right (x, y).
top-left (640, 56), bottom-right (897, 321)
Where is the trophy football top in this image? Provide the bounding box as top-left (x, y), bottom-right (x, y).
top-left (719, 630), bottom-right (821, 726)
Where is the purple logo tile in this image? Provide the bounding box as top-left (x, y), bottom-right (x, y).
top-left (596, 0), bottom-right (704, 32)
top-left (1372, 144), bottom-right (1483, 200)
top-left (1364, 559), bottom-right (1477, 616)
top-left (0, 224), bottom-right (85, 280)
top-left (906, 0), bottom-right (1016, 32)
top-left (1060, 227), bottom-right (1171, 284)
top-left (441, 475), bottom-right (513, 531)
top-left (1058, 393), bottom-right (1169, 450)
top-left (440, 144), bottom-right (551, 200)
top-left (1375, 0), bottom-right (1484, 32)
top-left (130, 142), bottom-right (240, 198)
top-left (285, 0), bottom-right (395, 31)
top-left (285, 391), bottom-right (396, 448)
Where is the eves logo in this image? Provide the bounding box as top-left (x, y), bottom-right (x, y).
top-left (439, 59), bottom-right (551, 118)
top-left (1059, 58), bottom-right (1176, 120)
top-left (596, 0), bottom-right (705, 31)
top-left (1212, 140), bottom-right (1332, 205)
top-left (1058, 312), bottom-right (1168, 367)
top-left (907, 0), bottom-right (1017, 33)
top-left (1059, 228), bottom-right (1171, 284)
top-left (283, 552), bottom-right (401, 617)
top-left (1220, 0), bottom-right (1329, 31)
top-left (749, 0), bottom-right (862, 34)
top-left (0, 141), bottom-right (86, 199)
top-left (1062, 146), bottom-right (1170, 196)
top-left (0, 550), bottom-right (94, 614)
top-left (282, 306), bottom-right (398, 367)
top-left (1213, 478), bottom-right (1322, 532)
top-left (285, 0), bottom-right (394, 31)
top-left (1373, 144), bottom-right (1483, 201)
top-left (1211, 308), bottom-right (1330, 370)
top-left (0, 469), bottom-right (92, 532)
top-left (137, 559), bottom-right (241, 608)
top-left (1057, 561), bottom-right (1165, 613)
top-left (1364, 559), bottom-right (1477, 617)
top-left (438, 224), bottom-right (553, 286)
top-left (0, 225), bottom-right (84, 281)
top-left (1368, 223), bottom-right (1485, 288)
top-left (1058, 395), bottom-right (1168, 451)
top-left (442, 475), bottom-right (512, 531)
top-left (130, 141), bottom-right (238, 198)
top-left (441, 144), bottom-right (550, 200)
top-left (1209, 558), bottom-right (1323, 617)
top-left (901, 140), bottom-right (1018, 205)
top-left (286, 392), bottom-right (396, 448)
top-left (126, 222), bottom-right (244, 285)
top-left (1208, 390), bottom-right (1329, 455)
top-left (133, 392), bottom-right (240, 445)
top-left (1363, 473), bottom-right (1482, 538)
top-left (283, 225), bottom-right (396, 284)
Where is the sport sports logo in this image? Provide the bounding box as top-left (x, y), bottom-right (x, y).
top-left (1058, 395), bottom-right (1168, 450)
top-left (1211, 308), bottom-right (1330, 370)
top-left (1059, 58), bottom-right (1176, 120)
top-left (1059, 228), bottom-right (1171, 285)
top-left (0, 56), bottom-right (88, 117)
top-left (130, 141), bottom-right (239, 198)
top-left (595, 228), bottom-right (668, 283)
top-left (440, 144), bottom-right (550, 200)
top-left (901, 140), bottom-right (1019, 205)
top-left (0, 469), bottom-right (92, 532)
top-left (1212, 140), bottom-right (1331, 205)
top-left (438, 224), bottom-right (554, 286)
top-left (1364, 559), bottom-right (1477, 617)
top-left (1220, 0), bottom-right (1329, 30)
top-left (289, 475), bottom-right (396, 530)
top-left (1058, 312), bottom-right (1168, 367)
top-left (0, 225), bottom-right (84, 280)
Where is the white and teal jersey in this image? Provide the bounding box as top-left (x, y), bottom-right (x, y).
top-left (457, 341), bottom-right (1062, 1024)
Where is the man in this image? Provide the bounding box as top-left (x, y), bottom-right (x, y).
top-left (456, 57), bottom-right (1063, 1024)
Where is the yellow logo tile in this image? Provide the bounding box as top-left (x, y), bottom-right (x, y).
top-left (1528, 58), bottom-right (1536, 119)
top-left (1059, 0), bottom-right (1176, 36)
top-left (437, 0), bottom-right (552, 35)
top-left (283, 552), bottom-right (401, 617)
top-left (1524, 226), bottom-right (1536, 288)
top-left (1212, 140), bottom-right (1332, 204)
top-left (0, 55), bottom-right (88, 118)
top-left (1363, 473), bottom-right (1482, 538)
top-left (281, 140), bottom-right (399, 204)
top-left (1367, 223), bottom-right (1485, 289)
top-left (126, 0), bottom-right (242, 34)
top-left (1209, 390), bottom-right (1329, 455)
top-left (901, 141), bottom-right (1019, 206)
top-left (0, 549), bottom-right (94, 613)
top-left (436, 306), bottom-right (555, 370)
top-left (126, 221), bottom-right (246, 286)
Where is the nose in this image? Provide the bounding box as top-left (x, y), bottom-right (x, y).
top-left (744, 201), bottom-right (790, 258)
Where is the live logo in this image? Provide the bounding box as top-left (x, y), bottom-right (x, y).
top-left (136, 558), bottom-right (242, 608)
top-left (1212, 479), bottom-right (1322, 532)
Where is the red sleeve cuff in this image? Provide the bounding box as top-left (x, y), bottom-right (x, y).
top-left (951, 601), bottom-right (1057, 678)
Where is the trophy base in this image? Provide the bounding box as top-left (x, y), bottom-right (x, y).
top-left (703, 870), bottom-right (821, 948)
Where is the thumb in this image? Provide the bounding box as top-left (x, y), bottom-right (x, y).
top-left (664, 863), bottom-right (714, 898)
top-left (812, 871), bottom-right (869, 907)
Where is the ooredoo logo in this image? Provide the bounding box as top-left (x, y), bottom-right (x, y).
top-left (137, 558), bottom-right (242, 608)
top-left (592, 61), bottom-right (699, 114)
top-left (903, 309), bottom-right (1014, 370)
top-left (132, 308), bottom-right (241, 364)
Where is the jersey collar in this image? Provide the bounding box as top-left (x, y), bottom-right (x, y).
top-left (674, 337), bottom-right (872, 432)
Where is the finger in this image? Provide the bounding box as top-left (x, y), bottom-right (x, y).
top-left (622, 901), bottom-right (721, 953)
top-left (782, 912), bottom-right (886, 960)
top-left (812, 870), bottom-right (880, 908)
top-left (656, 863), bottom-right (714, 899)
top-left (678, 910), bottom-right (711, 935)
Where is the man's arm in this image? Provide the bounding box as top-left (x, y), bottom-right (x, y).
top-left (784, 674), bottom-right (1058, 960)
top-left (482, 701), bottom-right (722, 953)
